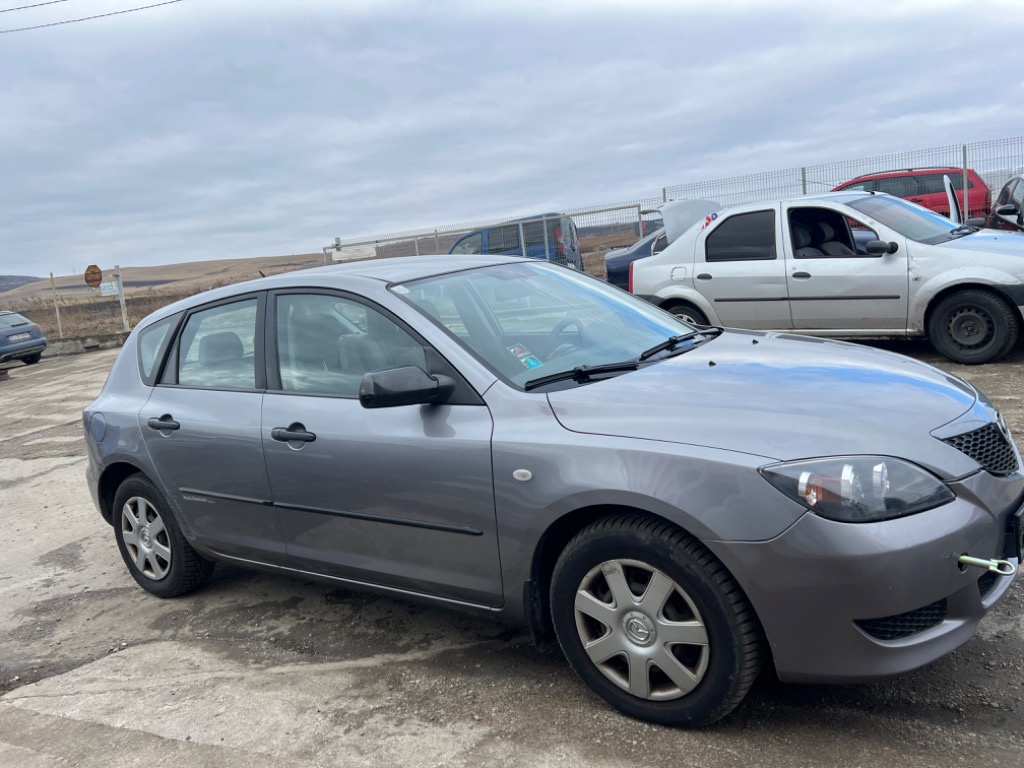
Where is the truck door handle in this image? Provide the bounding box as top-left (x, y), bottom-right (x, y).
top-left (147, 415), bottom-right (180, 431)
top-left (696, 273), bottom-right (712, 280)
top-left (791, 272), bottom-right (811, 279)
top-left (271, 424), bottom-right (317, 443)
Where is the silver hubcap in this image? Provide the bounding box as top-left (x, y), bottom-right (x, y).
top-left (120, 496), bottom-right (171, 581)
top-left (573, 559), bottom-right (709, 701)
top-left (673, 309), bottom-right (703, 327)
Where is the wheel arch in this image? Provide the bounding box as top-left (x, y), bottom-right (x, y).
top-left (98, 461), bottom-right (147, 525)
top-left (919, 280), bottom-right (1024, 333)
top-left (523, 504), bottom-right (764, 653)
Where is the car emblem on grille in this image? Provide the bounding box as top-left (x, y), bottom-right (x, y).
top-left (995, 412), bottom-right (1010, 440)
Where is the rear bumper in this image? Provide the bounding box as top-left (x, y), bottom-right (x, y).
top-left (707, 472), bottom-right (1023, 683)
top-left (0, 338), bottom-right (47, 363)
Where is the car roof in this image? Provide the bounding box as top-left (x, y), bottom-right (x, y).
top-left (844, 167), bottom-right (969, 181)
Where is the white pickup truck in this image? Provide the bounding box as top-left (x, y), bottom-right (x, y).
top-left (629, 191), bottom-right (1024, 364)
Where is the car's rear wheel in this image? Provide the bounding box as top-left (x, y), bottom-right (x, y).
top-left (927, 289), bottom-right (1019, 364)
top-left (113, 473), bottom-right (214, 597)
top-left (664, 301), bottom-right (709, 327)
top-left (550, 515), bottom-right (760, 727)
top-left (22, 354), bottom-right (41, 365)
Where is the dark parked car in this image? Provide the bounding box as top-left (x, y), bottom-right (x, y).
top-left (0, 310), bottom-right (47, 365)
top-left (833, 167), bottom-right (992, 220)
top-left (85, 255), bottom-right (1022, 727)
top-left (988, 174), bottom-right (1024, 231)
top-left (604, 228), bottom-right (668, 289)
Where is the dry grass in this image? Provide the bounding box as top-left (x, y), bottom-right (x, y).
top-left (3, 253), bottom-right (325, 339)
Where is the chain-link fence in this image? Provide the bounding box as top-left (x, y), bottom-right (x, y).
top-left (326, 136), bottom-right (1024, 277)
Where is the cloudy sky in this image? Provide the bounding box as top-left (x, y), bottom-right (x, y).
top-left (2, 0), bottom-right (1023, 277)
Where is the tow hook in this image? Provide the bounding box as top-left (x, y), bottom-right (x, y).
top-left (958, 554), bottom-right (1017, 576)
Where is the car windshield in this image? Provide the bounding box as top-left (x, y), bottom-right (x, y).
top-left (0, 312), bottom-right (30, 329)
top-left (392, 262), bottom-right (699, 390)
top-left (846, 195), bottom-right (962, 243)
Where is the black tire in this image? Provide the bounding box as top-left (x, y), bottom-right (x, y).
top-left (112, 473), bottom-right (214, 597)
top-left (664, 301), bottom-right (709, 327)
top-left (927, 289), bottom-right (1019, 364)
top-left (550, 514), bottom-right (760, 727)
top-left (22, 354), bottom-right (41, 365)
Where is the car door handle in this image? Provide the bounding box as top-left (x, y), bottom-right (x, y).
top-left (271, 424), bottom-right (317, 443)
top-left (147, 415), bottom-right (180, 431)
top-left (696, 273), bottom-right (712, 280)
top-left (791, 272), bottom-right (811, 279)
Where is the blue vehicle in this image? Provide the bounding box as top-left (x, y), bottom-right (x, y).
top-left (0, 310), bottom-right (47, 366)
top-left (604, 228), bottom-right (668, 290)
top-left (449, 213), bottom-right (583, 270)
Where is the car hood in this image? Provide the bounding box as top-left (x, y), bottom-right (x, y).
top-left (547, 331), bottom-right (981, 475)
top-left (935, 230), bottom-right (1024, 256)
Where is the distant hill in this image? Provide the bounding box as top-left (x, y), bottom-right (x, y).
top-left (0, 275), bottom-right (42, 294)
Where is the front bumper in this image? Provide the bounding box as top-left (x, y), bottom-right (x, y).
top-left (707, 470), bottom-right (1023, 683)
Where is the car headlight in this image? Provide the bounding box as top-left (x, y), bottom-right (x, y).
top-left (759, 457), bottom-right (955, 523)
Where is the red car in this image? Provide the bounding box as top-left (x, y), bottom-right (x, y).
top-left (833, 167), bottom-right (991, 220)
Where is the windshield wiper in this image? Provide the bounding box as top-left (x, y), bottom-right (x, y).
top-left (639, 327), bottom-right (723, 361)
top-left (949, 224), bottom-right (978, 238)
top-left (524, 360), bottom-right (641, 391)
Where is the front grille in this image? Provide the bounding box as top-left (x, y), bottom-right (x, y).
top-left (855, 599), bottom-right (948, 641)
top-left (941, 423), bottom-right (1019, 475)
top-left (978, 570), bottom-right (1000, 598)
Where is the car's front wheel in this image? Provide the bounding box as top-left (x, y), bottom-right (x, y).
top-left (113, 473), bottom-right (215, 597)
top-left (550, 515), bottom-right (760, 727)
top-left (927, 289), bottom-right (1019, 364)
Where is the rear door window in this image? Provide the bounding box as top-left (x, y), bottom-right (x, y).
top-left (175, 299), bottom-right (259, 390)
top-left (705, 210), bottom-right (776, 262)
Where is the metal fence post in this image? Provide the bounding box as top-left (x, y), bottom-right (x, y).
top-left (49, 272), bottom-right (63, 339)
top-left (434, 230), bottom-right (440, 253)
top-left (662, 187), bottom-right (668, 202)
top-left (114, 265), bottom-right (129, 332)
top-left (962, 144), bottom-right (969, 217)
top-left (801, 167), bottom-right (808, 195)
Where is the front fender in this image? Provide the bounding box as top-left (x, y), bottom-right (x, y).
top-left (910, 268), bottom-right (1024, 332)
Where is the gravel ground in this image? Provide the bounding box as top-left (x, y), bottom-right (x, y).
top-left (0, 340), bottom-right (1022, 768)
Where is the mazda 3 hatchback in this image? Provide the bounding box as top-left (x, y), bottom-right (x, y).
top-left (84, 255), bottom-right (1023, 727)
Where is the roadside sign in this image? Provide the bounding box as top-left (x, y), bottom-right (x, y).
top-left (99, 281), bottom-right (118, 297)
top-left (84, 265), bottom-right (102, 288)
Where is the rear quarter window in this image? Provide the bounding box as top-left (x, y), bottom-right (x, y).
top-left (137, 314), bottom-right (179, 385)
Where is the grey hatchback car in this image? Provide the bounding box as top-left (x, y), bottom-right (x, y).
top-left (84, 255), bottom-right (1023, 727)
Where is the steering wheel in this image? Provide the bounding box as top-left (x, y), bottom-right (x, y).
top-left (544, 317), bottom-right (585, 360)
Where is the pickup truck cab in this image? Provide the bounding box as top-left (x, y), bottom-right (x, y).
top-left (630, 191), bottom-right (1024, 364)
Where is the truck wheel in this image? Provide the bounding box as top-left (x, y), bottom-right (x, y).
top-left (664, 302), bottom-right (709, 327)
top-left (927, 290), bottom-right (1019, 364)
top-left (550, 515), bottom-right (760, 727)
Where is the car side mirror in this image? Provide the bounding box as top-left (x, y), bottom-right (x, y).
top-left (865, 239), bottom-right (898, 255)
top-left (359, 366), bottom-right (455, 409)
top-left (996, 203), bottom-right (1019, 215)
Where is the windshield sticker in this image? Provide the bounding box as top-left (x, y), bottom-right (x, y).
top-left (508, 344), bottom-right (543, 369)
